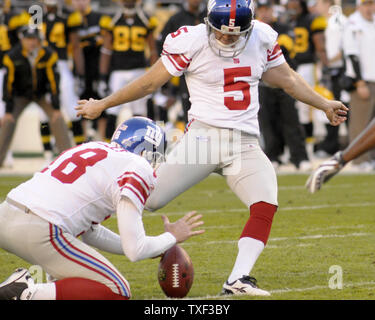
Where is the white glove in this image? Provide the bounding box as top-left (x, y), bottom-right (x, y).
top-left (305, 151), bottom-right (346, 193)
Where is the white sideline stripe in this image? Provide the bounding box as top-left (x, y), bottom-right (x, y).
top-left (147, 202), bottom-right (375, 217)
top-left (184, 281), bottom-right (375, 300)
top-left (182, 232), bottom-right (371, 247)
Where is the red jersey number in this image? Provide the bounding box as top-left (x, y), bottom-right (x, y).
top-left (51, 148), bottom-right (108, 184)
top-left (224, 67), bottom-right (251, 110)
top-left (171, 26), bottom-right (188, 38)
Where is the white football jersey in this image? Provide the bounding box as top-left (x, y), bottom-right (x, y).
top-left (7, 142), bottom-right (155, 237)
top-left (161, 21), bottom-right (286, 136)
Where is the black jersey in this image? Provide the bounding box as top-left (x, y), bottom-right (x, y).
top-left (158, 5), bottom-right (207, 53)
top-left (42, 11), bottom-right (81, 60)
top-left (76, 7), bottom-right (111, 79)
top-left (2, 44), bottom-right (60, 112)
top-left (103, 9), bottom-right (157, 71)
top-left (270, 20), bottom-right (296, 69)
top-left (0, 9), bottom-right (29, 67)
top-left (289, 13), bottom-right (327, 65)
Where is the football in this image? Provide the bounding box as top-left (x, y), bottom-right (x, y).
top-left (158, 245), bottom-right (194, 298)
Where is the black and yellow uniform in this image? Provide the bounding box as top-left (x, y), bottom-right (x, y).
top-left (41, 10), bottom-right (85, 147)
top-left (75, 7), bottom-right (111, 99)
top-left (103, 10), bottom-right (157, 71)
top-left (258, 18), bottom-right (309, 169)
top-left (0, 38), bottom-right (72, 167)
top-left (3, 44), bottom-right (60, 112)
top-left (42, 11), bottom-right (82, 61)
top-left (272, 21), bottom-right (296, 69)
top-left (289, 13), bottom-right (327, 65)
top-left (0, 9), bottom-right (29, 67)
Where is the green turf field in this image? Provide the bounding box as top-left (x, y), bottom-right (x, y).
top-left (0, 173), bottom-right (375, 300)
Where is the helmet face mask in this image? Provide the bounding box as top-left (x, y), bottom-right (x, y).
top-left (120, 0), bottom-right (138, 16)
top-left (205, 0), bottom-right (255, 58)
top-left (111, 117), bottom-right (167, 168)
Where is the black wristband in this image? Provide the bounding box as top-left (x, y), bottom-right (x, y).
top-left (334, 151), bottom-right (346, 166)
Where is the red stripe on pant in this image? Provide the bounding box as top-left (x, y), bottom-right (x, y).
top-left (240, 201), bottom-right (277, 245)
top-left (49, 223), bottom-right (130, 298)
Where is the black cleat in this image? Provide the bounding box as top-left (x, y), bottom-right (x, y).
top-left (0, 268), bottom-right (35, 300)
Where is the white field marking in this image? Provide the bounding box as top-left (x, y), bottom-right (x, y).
top-left (203, 224), bottom-right (366, 231)
top-left (146, 202), bottom-right (375, 217)
top-left (182, 232), bottom-right (372, 247)
top-left (182, 281), bottom-right (375, 300)
top-left (269, 281), bottom-right (375, 294)
top-left (278, 182), bottom-right (375, 191)
top-left (307, 224), bottom-right (365, 232)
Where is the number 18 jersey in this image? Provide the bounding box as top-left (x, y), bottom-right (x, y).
top-left (7, 142), bottom-right (156, 237)
top-left (161, 21), bottom-right (285, 136)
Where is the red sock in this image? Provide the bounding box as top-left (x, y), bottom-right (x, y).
top-left (55, 278), bottom-right (129, 300)
top-left (240, 201), bottom-right (277, 245)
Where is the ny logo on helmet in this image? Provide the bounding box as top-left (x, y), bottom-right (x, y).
top-left (145, 125), bottom-right (163, 147)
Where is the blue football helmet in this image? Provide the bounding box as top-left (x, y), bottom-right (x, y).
top-left (205, 0), bottom-right (255, 58)
top-left (111, 117), bottom-right (166, 167)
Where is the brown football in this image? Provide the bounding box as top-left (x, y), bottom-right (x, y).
top-left (158, 245), bottom-right (194, 298)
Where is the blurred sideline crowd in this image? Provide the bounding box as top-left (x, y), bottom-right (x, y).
top-left (0, 0), bottom-right (375, 173)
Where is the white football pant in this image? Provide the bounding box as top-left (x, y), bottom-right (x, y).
top-left (146, 119), bottom-right (278, 211)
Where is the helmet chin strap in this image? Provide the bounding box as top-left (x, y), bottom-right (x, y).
top-left (208, 31), bottom-right (251, 58)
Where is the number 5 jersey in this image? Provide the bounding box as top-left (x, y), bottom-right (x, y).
top-left (7, 142), bottom-right (156, 237)
top-left (161, 21), bottom-right (285, 136)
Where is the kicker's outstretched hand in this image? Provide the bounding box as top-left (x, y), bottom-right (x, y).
top-left (75, 98), bottom-right (105, 120)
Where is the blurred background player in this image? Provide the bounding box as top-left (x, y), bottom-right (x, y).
top-left (99, 0), bottom-right (159, 142)
top-left (72, 0), bottom-right (111, 140)
top-left (157, 0), bottom-right (207, 130)
top-left (0, 0), bottom-right (29, 167)
top-left (38, 0), bottom-right (86, 161)
top-left (311, 0), bottom-right (348, 158)
top-left (256, 0), bottom-right (311, 171)
top-left (342, 0), bottom-right (375, 170)
top-left (0, 26), bottom-right (72, 168)
top-left (286, 0), bottom-right (328, 155)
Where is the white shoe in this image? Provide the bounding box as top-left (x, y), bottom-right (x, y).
top-left (221, 275), bottom-right (271, 296)
top-left (0, 268), bottom-right (35, 300)
top-left (298, 160), bottom-right (312, 172)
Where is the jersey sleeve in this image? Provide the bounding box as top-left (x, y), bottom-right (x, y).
top-left (266, 42), bottom-right (286, 70)
top-left (99, 15), bottom-right (113, 31)
top-left (310, 15), bottom-right (327, 34)
top-left (148, 16), bottom-right (158, 31)
top-left (263, 24), bottom-right (286, 71)
top-left (67, 11), bottom-right (83, 32)
top-left (116, 159), bottom-right (155, 213)
top-left (161, 26), bottom-right (195, 77)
